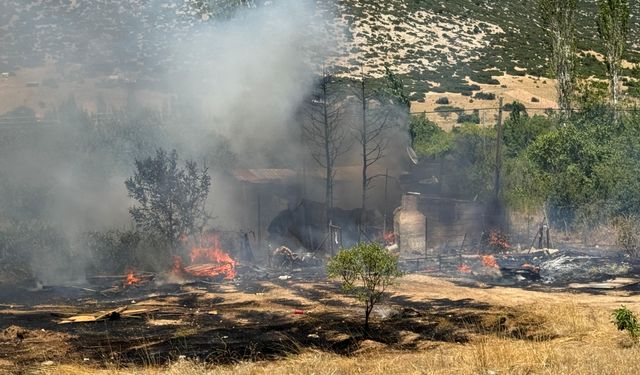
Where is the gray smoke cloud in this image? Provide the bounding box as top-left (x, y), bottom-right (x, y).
top-left (0, 0), bottom-right (335, 283)
top-left (0, 0), bottom-right (412, 284)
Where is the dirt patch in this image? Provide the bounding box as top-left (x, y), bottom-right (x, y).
top-left (478, 310), bottom-right (555, 340)
top-left (0, 325), bottom-right (73, 364)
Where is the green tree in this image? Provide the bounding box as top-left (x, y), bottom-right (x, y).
top-left (125, 149), bottom-right (211, 252)
top-left (596, 0), bottom-right (630, 120)
top-left (327, 242), bottom-right (402, 332)
top-left (446, 125), bottom-right (496, 199)
top-left (539, 0), bottom-right (577, 118)
top-left (409, 113), bottom-right (452, 158)
top-left (503, 115), bottom-right (554, 157)
top-left (383, 64), bottom-right (410, 111)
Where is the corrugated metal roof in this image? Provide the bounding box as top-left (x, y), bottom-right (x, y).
top-left (232, 168), bottom-right (297, 183)
top-left (233, 165), bottom-right (402, 183)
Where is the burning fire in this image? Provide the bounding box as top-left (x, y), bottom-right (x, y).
top-left (188, 246), bottom-right (237, 280)
top-left (488, 230), bottom-right (511, 251)
top-left (481, 255), bottom-right (499, 268)
top-left (383, 231), bottom-right (396, 245)
top-left (171, 233), bottom-right (237, 280)
top-left (521, 263), bottom-right (540, 273)
top-left (458, 264), bottom-right (472, 273)
top-left (124, 268), bottom-right (141, 286)
top-left (171, 255), bottom-right (186, 276)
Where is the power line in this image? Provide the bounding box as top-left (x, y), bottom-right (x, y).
top-left (410, 107), bottom-right (640, 115)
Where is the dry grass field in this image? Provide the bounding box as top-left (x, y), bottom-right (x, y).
top-left (27, 274), bottom-right (640, 375)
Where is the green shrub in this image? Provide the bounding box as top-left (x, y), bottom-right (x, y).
top-left (613, 306), bottom-right (640, 342)
top-left (457, 111), bottom-right (480, 124)
top-left (474, 92), bottom-right (496, 100)
top-left (435, 97), bottom-right (450, 105)
top-left (409, 113), bottom-right (453, 158)
top-left (327, 242), bottom-right (401, 332)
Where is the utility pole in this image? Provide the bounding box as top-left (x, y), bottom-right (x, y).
top-left (494, 97), bottom-right (504, 199)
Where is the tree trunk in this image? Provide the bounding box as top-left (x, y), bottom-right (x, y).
top-left (610, 54), bottom-right (620, 124)
top-left (323, 79), bottom-right (333, 252)
top-left (360, 79), bottom-right (367, 241)
top-left (364, 301), bottom-right (372, 334)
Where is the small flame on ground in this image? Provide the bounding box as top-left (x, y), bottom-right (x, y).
top-left (481, 255), bottom-right (499, 268)
top-left (521, 263), bottom-right (540, 273)
top-left (383, 232), bottom-right (396, 245)
top-left (488, 230), bottom-right (511, 251)
top-left (124, 269), bottom-right (141, 286)
top-left (171, 255), bottom-right (185, 276)
top-left (458, 264), bottom-right (472, 273)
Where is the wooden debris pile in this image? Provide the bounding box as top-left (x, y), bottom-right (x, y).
top-left (59, 306), bottom-right (159, 324)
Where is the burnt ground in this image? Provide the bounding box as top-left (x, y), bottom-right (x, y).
top-left (0, 268), bottom-right (564, 374)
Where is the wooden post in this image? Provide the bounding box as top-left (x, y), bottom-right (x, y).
top-left (546, 226), bottom-right (551, 249)
top-left (243, 182), bottom-right (249, 230)
top-left (538, 226), bottom-right (543, 249)
top-left (328, 220), bottom-right (334, 256)
top-left (257, 194), bottom-right (262, 255)
top-left (494, 97), bottom-right (504, 199)
top-left (383, 168), bottom-right (389, 236)
top-left (424, 216), bottom-right (428, 258)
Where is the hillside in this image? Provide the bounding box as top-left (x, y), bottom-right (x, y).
top-left (325, 0), bottom-right (640, 102)
top-left (0, 0), bottom-right (639, 117)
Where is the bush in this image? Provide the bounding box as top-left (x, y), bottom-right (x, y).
top-left (435, 97), bottom-right (450, 105)
top-left (85, 230), bottom-right (173, 274)
top-left (474, 92), bottom-right (496, 100)
top-left (503, 102), bottom-right (526, 112)
top-left (473, 70), bottom-right (501, 85)
top-left (457, 111), bottom-right (480, 124)
top-left (614, 215), bottom-right (640, 258)
top-left (435, 106), bottom-right (464, 119)
top-left (85, 230), bottom-right (141, 275)
top-left (327, 242), bottom-right (401, 332)
top-left (613, 306), bottom-right (639, 342)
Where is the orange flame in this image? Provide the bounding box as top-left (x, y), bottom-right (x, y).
top-left (521, 263), bottom-right (540, 273)
top-left (171, 255), bottom-right (186, 276)
top-left (458, 264), bottom-right (472, 273)
top-left (186, 233), bottom-right (237, 280)
top-left (481, 255), bottom-right (499, 268)
top-left (124, 269), bottom-right (141, 286)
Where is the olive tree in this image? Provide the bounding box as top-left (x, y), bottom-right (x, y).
top-left (125, 148), bottom-right (211, 252)
top-left (327, 242), bottom-right (401, 332)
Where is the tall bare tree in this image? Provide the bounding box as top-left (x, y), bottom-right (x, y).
top-left (352, 70), bottom-right (395, 236)
top-left (539, 0), bottom-right (577, 118)
top-left (597, 0), bottom-right (630, 121)
top-left (303, 69), bottom-right (350, 241)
